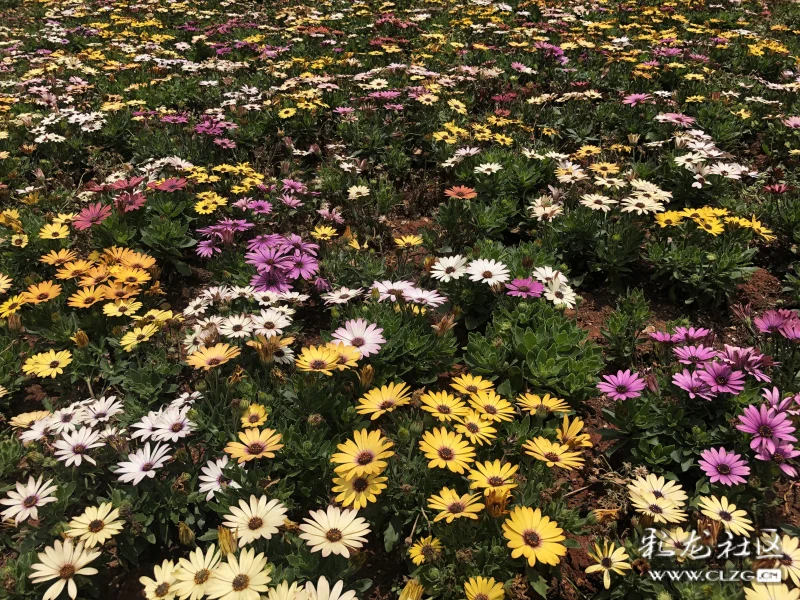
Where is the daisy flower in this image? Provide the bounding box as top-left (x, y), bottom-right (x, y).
top-left (597, 369), bottom-right (646, 401)
top-left (322, 287), bottom-right (363, 306)
top-left (205, 548), bottom-right (271, 600)
top-left (698, 447), bottom-right (750, 486)
top-left (298, 506), bottom-right (371, 558)
top-left (30, 539), bottom-right (100, 600)
top-left (420, 390), bottom-right (468, 422)
top-left (451, 374), bottom-right (493, 396)
top-left (585, 540), bottom-right (632, 589)
top-left (225, 428), bottom-right (284, 464)
top-left (223, 495), bottom-right (288, 547)
top-left (418, 427), bottom-right (476, 473)
top-left (356, 382), bottom-right (412, 420)
top-left (219, 314), bottom-right (255, 339)
top-left (187, 343), bottom-right (241, 370)
top-left (331, 319), bottom-right (385, 357)
top-left (408, 536), bottom-right (443, 565)
top-left (67, 502), bottom-right (124, 547)
top-left (464, 577), bottom-right (504, 600)
top-left (502, 506), bottom-right (566, 567)
top-left (468, 390), bottom-right (516, 422)
top-left (0, 475), bottom-right (58, 524)
top-left (431, 255), bottom-right (468, 282)
top-left (115, 442), bottom-right (172, 485)
top-left (304, 577), bottom-right (357, 600)
top-left (543, 281), bottom-right (577, 308)
top-left (173, 544), bottom-right (222, 600)
top-left (468, 460), bottom-right (519, 495)
top-left (523, 437), bottom-right (585, 471)
top-left (199, 456), bottom-right (242, 500)
top-left (427, 487), bottom-right (484, 523)
top-left (153, 407), bottom-right (195, 443)
top-left (466, 259), bottom-right (510, 286)
top-left (330, 429), bottom-right (394, 479)
top-left (332, 472), bottom-right (388, 509)
top-left (54, 426), bottom-right (105, 467)
top-left (516, 393), bottom-right (570, 416)
top-left (454, 410), bottom-right (498, 446)
top-left (697, 495), bottom-right (754, 537)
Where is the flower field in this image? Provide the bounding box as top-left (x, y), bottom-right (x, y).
top-left (2, 0), bottom-right (800, 598)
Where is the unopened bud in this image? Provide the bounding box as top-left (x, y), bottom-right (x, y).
top-left (218, 526), bottom-right (237, 556)
top-left (359, 365), bottom-right (374, 390)
top-left (6, 313), bottom-right (22, 334)
top-left (72, 330), bottom-right (89, 348)
top-left (178, 522), bottom-right (195, 545)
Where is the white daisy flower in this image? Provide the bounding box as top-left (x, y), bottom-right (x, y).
top-left (199, 456), bottom-right (241, 501)
top-left (466, 259), bottom-right (510, 286)
top-left (304, 577), bottom-right (357, 600)
top-left (298, 506), bottom-right (371, 558)
top-left (29, 539), bottom-right (100, 600)
top-left (54, 426), bottom-right (104, 467)
top-left (0, 475), bottom-right (58, 524)
top-left (430, 255), bottom-right (468, 282)
top-left (223, 495), bottom-right (288, 547)
top-left (115, 442), bottom-right (172, 485)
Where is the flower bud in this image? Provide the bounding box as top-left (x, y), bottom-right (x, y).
top-left (218, 526), bottom-right (238, 556)
top-left (6, 313), bottom-right (22, 334)
top-left (178, 522), bottom-right (195, 545)
top-left (72, 330), bottom-right (89, 348)
top-left (399, 580), bottom-right (424, 600)
top-left (359, 365), bottom-right (374, 390)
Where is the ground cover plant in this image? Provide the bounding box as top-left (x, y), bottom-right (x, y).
top-left (1, 0), bottom-right (800, 598)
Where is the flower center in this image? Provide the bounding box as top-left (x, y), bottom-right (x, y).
top-left (436, 404), bottom-right (451, 414)
top-left (351, 337), bottom-right (365, 347)
top-left (484, 405), bottom-right (497, 414)
top-left (649, 504), bottom-right (663, 514)
top-left (326, 528), bottom-right (343, 542)
top-left (88, 519), bottom-right (105, 533)
top-left (194, 569), bottom-right (210, 584)
top-left (379, 400), bottom-right (395, 410)
top-left (142, 462), bottom-right (154, 471)
top-left (544, 452), bottom-right (560, 462)
top-left (22, 495), bottom-right (38, 508)
top-left (171, 423), bottom-right (183, 432)
top-left (356, 451), bottom-right (374, 465)
top-left (310, 359), bottom-right (327, 369)
top-left (466, 423), bottom-right (479, 433)
top-left (758, 425), bottom-right (773, 437)
top-left (50, 360), bottom-right (61, 368)
top-left (248, 517), bottom-right (263, 530)
top-left (232, 574), bottom-right (249, 591)
top-left (438, 447), bottom-right (454, 460)
top-left (448, 502), bottom-right (465, 514)
top-left (717, 463), bottom-right (731, 475)
top-left (615, 384), bottom-right (628, 393)
top-left (719, 510), bottom-right (732, 522)
top-left (487, 476), bottom-right (504, 486)
top-left (601, 557), bottom-right (613, 568)
top-left (523, 531), bottom-right (541, 548)
top-left (482, 270), bottom-right (493, 279)
top-left (248, 443), bottom-right (265, 454)
top-left (155, 583), bottom-right (171, 597)
top-left (352, 477), bottom-right (369, 492)
top-left (60, 565), bottom-right (76, 579)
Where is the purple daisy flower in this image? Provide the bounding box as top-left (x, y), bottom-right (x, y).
top-left (505, 278), bottom-right (544, 299)
top-left (755, 310), bottom-right (788, 334)
top-left (673, 345), bottom-right (717, 366)
top-left (755, 442), bottom-right (799, 478)
top-left (698, 447), bottom-right (750, 486)
top-left (597, 369), bottom-right (646, 401)
top-left (780, 320), bottom-right (800, 340)
top-left (671, 326), bottom-right (710, 344)
top-left (698, 362), bottom-right (745, 395)
top-left (649, 331), bottom-right (673, 343)
top-left (672, 369), bottom-right (715, 400)
top-left (736, 404), bottom-right (797, 453)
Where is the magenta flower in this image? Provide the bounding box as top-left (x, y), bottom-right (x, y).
top-left (736, 404), bottom-right (797, 453)
top-left (597, 370), bottom-right (646, 401)
top-left (505, 278), bottom-right (544, 299)
top-left (673, 345), bottom-right (717, 366)
top-left (332, 319), bottom-right (386, 358)
top-left (698, 362), bottom-right (745, 394)
top-left (756, 443), bottom-right (799, 477)
top-left (148, 178), bottom-right (187, 192)
top-left (73, 202), bottom-right (112, 230)
top-left (755, 310), bottom-right (788, 334)
top-left (671, 326), bottom-right (710, 344)
top-left (698, 447), bottom-right (749, 486)
top-left (672, 369), bottom-right (715, 400)
top-left (649, 331), bottom-right (673, 343)
top-left (718, 345), bottom-right (771, 383)
top-left (780, 320), bottom-right (800, 340)
top-left (762, 387), bottom-right (795, 413)
top-left (285, 254), bottom-right (319, 280)
top-left (782, 116), bottom-right (800, 128)
top-left (622, 93), bottom-right (652, 106)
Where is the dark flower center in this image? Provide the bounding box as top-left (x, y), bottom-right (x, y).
top-left (448, 502), bottom-right (465, 514)
top-left (194, 569), bottom-right (210, 584)
top-left (487, 476), bottom-right (504, 486)
top-left (466, 423), bottom-right (479, 433)
top-left (60, 565), bottom-right (76, 579)
top-left (601, 557), bottom-right (613, 568)
top-left (523, 531), bottom-right (541, 547)
top-left (232, 575), bottom-right (249, 591)
top-left (351, 337), bottom-right (365, 347)
top-left (719, 511), bottom-right (732, 522)
top-left (482, 270), bottom-right (493, 278)
top-left (310, 360), bottom-right (327, 369)
top-left (326, 528), bottom-right (342, 542)
top-left (22, 495), bottom-right (38, 508)
top-left (649, 504), bottom-right (663, 514)
top-left (50, 361), bottom-right (61, 368)
top-left (155, 583), bottom-right (170, 597)
top-left (356, 451), bottom-right (374, 465)
top-left (352, 477), bottom-right (369, 492)
top-left (438, 447), bottom-right (454, 460)
top-left (248, 517), bottom-right (263, 530)
top-left (88, 519), bottom-right (105, 533)
top-left (248, 443), bottom-right (265, 454)
top-left (437, 405), bottom-right (451, 414)
top-left (142, 462), bottom-right (154, 471)
top-left (615, 384), bottom-right (628, 393)
top-left (717, 463), bottom-right (731, 475)
top-left (379, 400), bottom-right (395, 410)
top-left (544, 452), bottom-right (560, 462)
top-left (73, 444), bottom-right (86, 454)
top-left (758, 425), bottom-right (773, 437)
